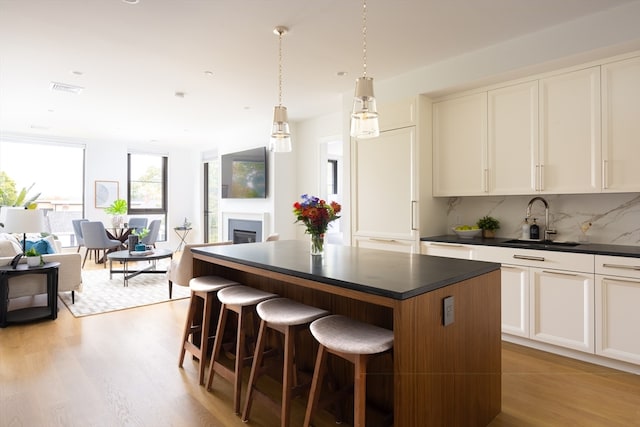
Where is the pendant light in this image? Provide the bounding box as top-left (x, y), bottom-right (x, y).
top-left (270, 26), bottom-right (292, 152)
top-left (350, 0), bottom-right (379, 139)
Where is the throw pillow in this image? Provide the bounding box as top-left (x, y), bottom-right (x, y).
top-left (23, 239), bottom-right (56, 255)
top-left (0, 240), bottom-right (20, 257)
top-left (0, 233), bottom-right (22, 255)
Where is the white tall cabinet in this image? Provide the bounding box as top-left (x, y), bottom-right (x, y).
top-left (352, 97), bottom-right (446, 253)
top-left (601, 56), bottom-right (640, 192)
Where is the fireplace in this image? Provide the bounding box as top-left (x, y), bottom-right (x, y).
top-left (228, 219), bottom-right (262, 244)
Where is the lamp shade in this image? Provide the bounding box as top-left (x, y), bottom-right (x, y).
top-left (269, 105), bottom-right (292, 152)
top-left (3, 208), bottom-right (45, 234)
top-left (350, 76), bottom-right (380, 139)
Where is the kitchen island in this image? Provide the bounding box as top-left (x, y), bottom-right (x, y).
top-left (192, 240), bottom-right (502, 426)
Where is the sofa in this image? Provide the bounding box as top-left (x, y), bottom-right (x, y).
top-left (0, 233), bottom-right (83, 303)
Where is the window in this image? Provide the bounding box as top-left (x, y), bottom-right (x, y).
top-left (127, 153), bottom-right (167, 241)
top-left (0, 140), bottom-right (84, 248)
top-left (327, 159), bottom-right (338, 196)
top-left (204, 160), bottom-right (220, 242)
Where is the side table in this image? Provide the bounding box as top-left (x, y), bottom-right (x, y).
top-left (174, 226), bottom-right (192, 252)
top-left (0, 262), bottom-right (60, 328)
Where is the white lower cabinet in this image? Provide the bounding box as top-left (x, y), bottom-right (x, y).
top-left (530, 267), bottom-right (594, 353)
top-left (420, 241), bottom-right (475, 259)
top-left (595, 255), bottom-right (640, 364)
top-left (500, 264), bottom-right (530, 337)
top-left (354, 236), bottom-right (416, 254)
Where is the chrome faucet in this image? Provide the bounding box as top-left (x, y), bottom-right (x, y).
top-left (526, 197), bottom-right (557, 241)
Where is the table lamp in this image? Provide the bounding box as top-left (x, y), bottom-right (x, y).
top-left (3, 208), bottom-right (45, 253)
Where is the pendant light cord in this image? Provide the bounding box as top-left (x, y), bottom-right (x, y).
top-left (362, 0), bottom-right (368, 77)
top-left (278, 29), bottom-right (283, 107)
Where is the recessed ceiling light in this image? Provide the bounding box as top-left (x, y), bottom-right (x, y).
top-left (174, 91), bottom-right (185, 98)
top-left (71, 70), bottom-right (83, 76)
top-left (30, 124), bottom-right (50, 130)
top-left (122, 0), bottom-right (139, 4)
top-left (204, 70), bottom-right (213, 77)
top-left (337, 71), bottom-right (348, 77)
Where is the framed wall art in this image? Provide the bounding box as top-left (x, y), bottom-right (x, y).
top-left (95, 180), bottom-right (119, 208)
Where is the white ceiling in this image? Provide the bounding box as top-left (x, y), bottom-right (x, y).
top-left (0, 0), bottom-right (637, 150)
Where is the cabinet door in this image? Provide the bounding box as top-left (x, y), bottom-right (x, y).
top-left (433, 93), bottom-right (487, 196)
top-left (501, 264), bottom-right (530, 337)
top-left (352, 127), bottom-right (416, 239)
top-left (595, 274), bottom-right (640, 365)
top-left (530, 268), bottom-right (594, 352)
top-left (601, 56), bottom-right (640, 192)
top-left (488, 80), bottom-right (538, 195)
top-left (539, 67), bottom-right (601, 193)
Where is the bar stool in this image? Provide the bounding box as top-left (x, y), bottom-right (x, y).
top-left (178, 275), bottom-right (239, 385)
top-left (242, 298), bottom-right (329, 427)
top-left (303, 315), bottom-right (394, 427)
top-left (206, 285), bottom-right (277, 414)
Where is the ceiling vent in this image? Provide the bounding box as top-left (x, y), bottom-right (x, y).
top-left (50, 81), bottom-right (84, 94)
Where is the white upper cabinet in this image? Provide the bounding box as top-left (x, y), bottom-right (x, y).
top-left (539, 66), bottom-right (601, 194)
top-left (487, 80), bottom-right (539, 195)
top-left (433, 92), bottom-right (487, 196)
top-left (601, 56), bottom-right (640, 192)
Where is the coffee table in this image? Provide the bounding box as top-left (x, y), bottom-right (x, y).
top-left (107, 249), bottom-right (173, 286)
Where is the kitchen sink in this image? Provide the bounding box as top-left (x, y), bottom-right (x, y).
top-left (503, 239), bottom-right (581, 248)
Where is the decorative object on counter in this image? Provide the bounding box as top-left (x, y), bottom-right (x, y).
top-left (578, 221), bottom-right (592, 243)
top-left (25, 247), bottom-right (43, 267)
top-left (293, 194), bottom-right (341, 256)
top-left (452, 225), bottom-right (481, 239)
top-left (104, 198), bottom-right (128, 228)
top-left (529, 218), bottom-right (540, 240)
top-left (476, 215), bottom-right (500, 238)
top-left (521, 218), bottom-right (530, 240)
top-left (350, 0), bottom-right (380, 139)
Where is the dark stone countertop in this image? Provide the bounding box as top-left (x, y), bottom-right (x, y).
top-left (192, 240), bottom-right (500, 300)
top-left (421, 235), bottom-right (640, 258)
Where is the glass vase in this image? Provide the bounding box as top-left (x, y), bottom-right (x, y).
top-left (310, 233), bottom-right (324, 256)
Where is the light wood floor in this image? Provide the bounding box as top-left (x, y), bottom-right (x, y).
top-left (2, 264), bottom-right (640, 426)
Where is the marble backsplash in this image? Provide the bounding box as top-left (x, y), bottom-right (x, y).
top-left (446, 193), bottom-right (640, 246)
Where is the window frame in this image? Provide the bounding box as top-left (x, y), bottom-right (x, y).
top-left (126, 153), bottom-right (168, 215)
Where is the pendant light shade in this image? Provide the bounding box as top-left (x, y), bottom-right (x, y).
top-left (269, 26), bottom-right (292, 152)
top-left (350, 0), bottom-right (379, 139)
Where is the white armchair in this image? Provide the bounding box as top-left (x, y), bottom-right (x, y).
top-left (166, 241), bottom-right (232, 298)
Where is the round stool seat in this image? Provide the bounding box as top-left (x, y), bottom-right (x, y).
top-left (310, 315), bottom-right (393, 355)
top-left (257, 298), bottom-right (328, 326)
top-left (217, 285), bottom-right (276, 307)
top-left (189, 276), bottom-right (239, 293)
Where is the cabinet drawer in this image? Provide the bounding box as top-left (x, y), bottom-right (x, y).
top-left (476, 245), bottom-right (594, 273)
top-left (595, 255), bottom-right (640, 279)
top-left (420, 241), bottom-right (475, 259)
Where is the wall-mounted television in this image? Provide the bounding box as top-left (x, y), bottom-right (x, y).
top-left (221, 147), bottom-right (267, 199)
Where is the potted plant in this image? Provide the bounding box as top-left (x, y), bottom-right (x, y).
top-left (104, 199), bottom-right (128, 228)
top-left (25, 247), bottom-right (43, 267)
top-left (476, 215), bottom-right (500, 238)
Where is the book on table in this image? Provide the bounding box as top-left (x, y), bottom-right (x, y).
top-left (130, 250), bottom-right (154, 256)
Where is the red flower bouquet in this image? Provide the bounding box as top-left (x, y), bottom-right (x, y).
top-left (293, 194), bottom-right (341, 255)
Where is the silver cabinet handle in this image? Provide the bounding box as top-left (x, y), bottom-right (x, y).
top-left (542, 270), bottom-right (578, 277)
top-left (513, 254), bottom-right (545, 262)
top-left (430, 242), bottom-right (464, 248)
top-left (602, 263), bottom-right (640, 271)
top-left (411, 200), bottom-right (417, 231)
top-left (539, 164), bottom-right (545, 191)
top-left (602, 160), bottom-right (608, 190)
top-left (369, 238), bottom-right (397, 243)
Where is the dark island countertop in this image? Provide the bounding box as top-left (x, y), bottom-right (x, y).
top-left (421, 235), bottom-right (640, 258)
top-left (192, 240), bottom-right (500, 300)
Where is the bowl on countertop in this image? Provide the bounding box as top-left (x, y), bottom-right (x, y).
top-left (452, 227), bottom-right (482, 239)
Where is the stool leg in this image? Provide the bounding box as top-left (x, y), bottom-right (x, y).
top-left (353, 354), bottom-right (369, 427)
top-left (206, 303), bottom-right (228, 391)
top-left (198, 292), bottom-right (215, 385)
top-left (178, 292), bottom-right (198, 367)
top-left (242, 319), bottom-right (269, 422)
top-left (281, 325), bottom-right (295, 427)
top-left (233, 305), bottom-right (249, 414)
top-left (303, 344), bottom-right (328, 427)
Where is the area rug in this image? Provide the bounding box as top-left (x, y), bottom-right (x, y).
top-left (59, 263), bottom-right (191, 317)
